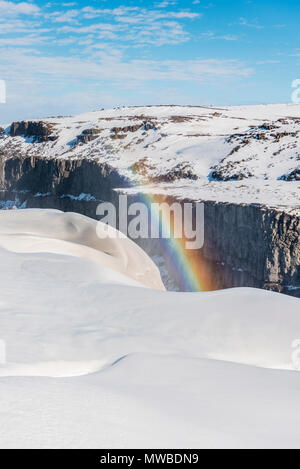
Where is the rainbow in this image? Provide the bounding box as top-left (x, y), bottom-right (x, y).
top-left (135, 191), bottom-right (215, 292)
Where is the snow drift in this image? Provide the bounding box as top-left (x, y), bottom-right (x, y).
top-left (0, 209), bottom-right (165, 291)
top-left (0, 209), bottom-right (300, 448)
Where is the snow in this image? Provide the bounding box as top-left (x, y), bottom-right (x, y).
top-left (0, 209), bottom-right (165, 291)
top-left (123, 179), bottom-right (300, 215)
top-left (0, 209), bottom-right (300, 448)
top-left (60, 193), bottom-right (96, 201)
top-left (1, 104), bottom-right (300, 212)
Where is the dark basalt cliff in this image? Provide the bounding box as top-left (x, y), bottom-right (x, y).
top-left (133, 194), bottom-right (300, 296)
top-left (0, 154), bottom-right (299, 296)
top-left (0, 156), bottom-right (128, 200)
top-left (203, 201), bottom-right (300, 295)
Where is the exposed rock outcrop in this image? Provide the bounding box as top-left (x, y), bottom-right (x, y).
top-left (9, 121), bottom-right (58, 142)
top-left (210, 164), bottom-right (254, 181)
top-left (152, 163), bottom-right (198, 182)
top-left (129, 160), bottom-right (198, 183)
top-left (281, 169), bottom-right (300, 181)
top-left (77, 128), bottom-right (102, 144)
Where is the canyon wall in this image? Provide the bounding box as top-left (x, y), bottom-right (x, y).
top-left (203, 200), bottom-right (300, 296)
top-left (0, 155), bottom-right (128, 200)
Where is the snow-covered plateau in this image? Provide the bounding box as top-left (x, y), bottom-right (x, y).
top-left (0, 208), bottom-right (300, 449)
top-left (1, 103), bottom-right (300, 210)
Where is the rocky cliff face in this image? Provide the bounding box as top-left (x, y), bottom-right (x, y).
top-left (0, 156), bottom-right (128, 201)
top-left (203, 201), bottom-right (300, 296)
top-left (127, 194), bottom-right (300, 296)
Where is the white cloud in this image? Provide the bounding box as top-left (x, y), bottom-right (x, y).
top-left (51, 9), bottom-right (80, 24)
top-left (155, 1), bottom-right (177, 7)
top-left (51, 5), bottom-right (200, 23)
top-left (59, 13), bottom-right (197, 46)
top-left (200, 31), bottom-right (238, 41)
top-left (45, 4), bottom-right (200, 46)
top-left (0, 1), bottom-right (40, 16)
top-left (0, 34), bottom-right (50, 46)
top-left (256, 60), bottom-right (280, 64)
top-left (239, 17), bottom-right (264, 29)
top-left (0, 47), bottom-right (253, 86)
top-left (167, 12), bottom-right (199, 19)
top-left (0, 19), bottom-right (48, 34)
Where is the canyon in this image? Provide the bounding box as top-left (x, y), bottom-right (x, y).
top-left (0, 104), bottom-right (299, 296)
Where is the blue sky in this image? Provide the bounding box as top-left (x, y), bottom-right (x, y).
top-left (0, 0), bottom-right (300, 121)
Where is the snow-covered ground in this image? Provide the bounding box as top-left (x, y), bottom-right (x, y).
top-left (1, 104), bottom-right (300, 211)
top-left (1, 209), bottom-right (300, 448)
top-left (123, 179), bottom-right (300, 216)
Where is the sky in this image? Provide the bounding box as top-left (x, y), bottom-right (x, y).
top-left (0, 0), bottom-right (300, 121)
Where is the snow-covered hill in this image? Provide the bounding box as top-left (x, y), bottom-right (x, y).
top-left (1, 104), bottom-right (300, 210)
top-left (0, 209), bottom-right (300, 449)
